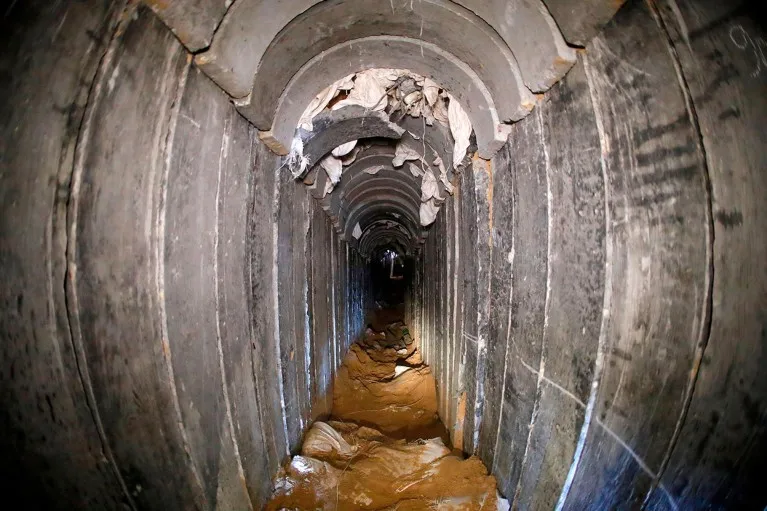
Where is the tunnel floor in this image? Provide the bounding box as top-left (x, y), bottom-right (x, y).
top-left (266, 308), bottom-right (508, 510)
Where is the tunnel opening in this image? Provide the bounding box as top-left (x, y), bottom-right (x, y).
top-left (370, 246), bottom-right (411, 307)
top-left (2, 0), bottom-right (766, 510)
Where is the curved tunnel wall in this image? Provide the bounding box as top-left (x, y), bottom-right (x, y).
top-left (1, 1), bottom-right (766, 510)
top-left (406, 2), bottom-right (767, 508)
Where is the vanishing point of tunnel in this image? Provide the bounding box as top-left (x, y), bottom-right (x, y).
top-left (1, 0), bottom-right (766, 509)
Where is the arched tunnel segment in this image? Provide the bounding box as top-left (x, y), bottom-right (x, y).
top-left (1, 0), bottom-right (766, 509)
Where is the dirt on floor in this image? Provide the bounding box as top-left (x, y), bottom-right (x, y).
top-left (266, 311), bottom-right (509, 510)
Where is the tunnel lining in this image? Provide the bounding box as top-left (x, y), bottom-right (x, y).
top-left (3, 1), bottom-right (766, 510)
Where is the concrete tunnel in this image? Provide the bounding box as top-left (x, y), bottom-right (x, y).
top-left (1, 0), bottom-right (766, 509)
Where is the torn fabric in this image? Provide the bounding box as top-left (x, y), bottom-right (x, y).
top-left (420, 198), bottom-right (440, 226)
top-left (363, 165), bottom-right (387, 175)
top-left (320, 155), bottom-right (343, 185)
top-left (407, 163), bottom-right (423, 178)
top-left (332, 71), bottom-right (388, 111)
top-left (332, 140), bottom-right (357, 157)
top-left (392, 141), bottom-right (422, 167)
top-left (298, 74), bottom-right (354, 131)
top-left (420, 170), bottom-right (443, 202)
top-left (434, 156), bottom-right (454, 195)
top-left (423, 78), bottom-right (440, 106)
top-left (432, 91), bottom-right (450, 127)
top-left (448, 93), bottom-right (472, 168)
top-left (286, 136), bottom-right (309, 178)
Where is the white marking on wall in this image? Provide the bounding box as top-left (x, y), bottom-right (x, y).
top-left (491, 243), bottom-right (515, 475)
top-left (180, 112), bottom-right (201, 129)
top-left (555, 52), bottom-right (678, 511)
top-left (556, 50), bottom-right (613, 511)
top-left (729, 24), bottom-right (767, 78)
top-left (213, 119), bottom-right (253, 509)
top-left (512, 109), bottom-right (551, 505)
top-left (330, 229), bottom-right (338, 372)
top-left (510, 337), bottom-right (678, 510)
top-left (272, 169), bottom-right (290, 457)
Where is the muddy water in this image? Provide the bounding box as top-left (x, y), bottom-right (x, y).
top-left (266, 309), bottom-right (509, 510)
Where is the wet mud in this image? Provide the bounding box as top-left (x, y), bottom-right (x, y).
top-left (267, 310), bottom-right (508, 510)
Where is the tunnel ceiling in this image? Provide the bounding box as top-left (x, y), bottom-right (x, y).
top-left (150, 0), bottom-right (624, 257)
top-left (297, 104), bottom-right (463, 256)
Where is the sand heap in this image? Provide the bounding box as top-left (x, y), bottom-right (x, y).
top-left (267, 318), bottom-right (509, 510)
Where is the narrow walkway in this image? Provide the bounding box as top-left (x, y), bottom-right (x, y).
top-left (267, 309), bottom-right (509, 510)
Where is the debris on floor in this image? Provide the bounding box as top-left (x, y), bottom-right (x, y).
top-left (266, 420), bottom-right (507, 510)
top-left (332, 320), bottom-right (449, 442)
top-left (266, 314), bottom-right (510, 510)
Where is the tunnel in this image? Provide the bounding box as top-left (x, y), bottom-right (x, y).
top-left (1, 0), bottom-right (766, 509)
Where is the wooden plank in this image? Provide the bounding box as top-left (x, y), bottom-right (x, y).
top-left (276, 168), bottom-right (306, 452)
top-left (337, 236), bottom-right (348, 354)
top-left (450, 186), bottom-right (466, 446)
top-left (0, 0), bottom-right (128, 507)
top-left (290, 183), bottom-right (313, 438)
top-left (514, 59), bottom-right (606, 510)
top-left (564, 0), bottom-right (710, 507)
top-left (644, 1), bottom-right (767, 508)
top-left (444, 197), bottom-right (458, 428)
top-left (67, 6), bottom-right (205, 508)
top-left (309, 205), bottom-right (333, 419)
top-left (467, 156), bottom-right (494, 455)
top-left (433, 213), bottom-right (445, 419)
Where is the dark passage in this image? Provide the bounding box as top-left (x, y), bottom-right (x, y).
top-left (369, 247), bottom-right (411, 309)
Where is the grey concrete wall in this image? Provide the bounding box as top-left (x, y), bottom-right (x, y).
top-left (406, 156), bottom-right (493, 455)
top-left (0, 0), bottom-right (130, 507)
top-left (408, 1), bottom-right (767, 509)
top-left (0, 3), bottom-right (367, 509)
top-left (1, 0), bottom-right (765, 510)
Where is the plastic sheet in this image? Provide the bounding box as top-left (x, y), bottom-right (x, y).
top-left (420, 170), bottom-right (442, 202)
top-left (420, 198), bottom-right (440, 226)
top-left (392, 141), bottom-right (423, 167)
top-left (332, 140), bottom-right (357, 157)
top-left (434, 155), bottom-right (454, 195)
top-left (447, 93), bottom-right (472, 168)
